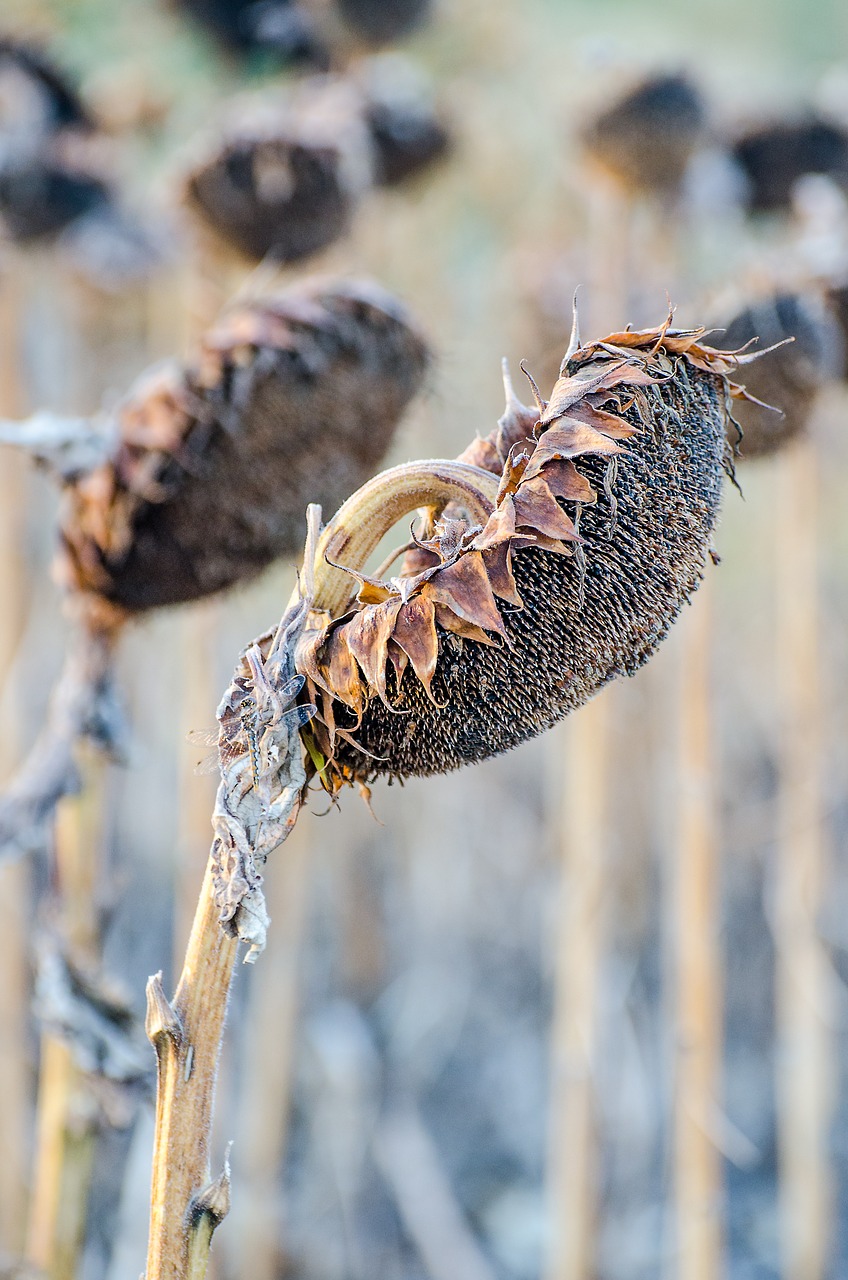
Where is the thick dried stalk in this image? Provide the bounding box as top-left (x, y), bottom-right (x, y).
top-left (671, 579), bottom-right (724, 1279)
top-left (25, 750), bottom-right (105, 1280)
top-left (544, 695), bottom-right (609, 1280)
top-left (146, 862), bottom-right (239, 1280)
top-left (310, 459), bottom-right (500, 617)
top-left (774, 440), bottom-right (833, 1280)
top-left (175, 604), bottom-right (222, 972)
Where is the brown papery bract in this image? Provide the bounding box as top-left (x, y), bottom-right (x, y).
top-left (58, 277), bottom-right (429, 613)
top-left (296, 319), bottom-right (745, 787)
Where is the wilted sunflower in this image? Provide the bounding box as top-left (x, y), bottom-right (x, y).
top-left (731, 117), bottom-right (848, 214)
top-left (180, 81), bottom-right (373, 264)
top-left (58, 277), bottom-right (429, 613)
top-left (717, 292), bottom-right (845, 458)
top-left (333, 0), bottom-right (432, 45)
top-left (289, 316), bottom-right (752, 789)
top-left (0, 35), bottom-right (92, 145)
top-left (359, 55), bottom-right (450, 187)
top-left (583, 73), bottom-right (706, 196)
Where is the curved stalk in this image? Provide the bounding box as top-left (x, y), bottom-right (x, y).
top-left (308, 459), bottom-right (500, 616)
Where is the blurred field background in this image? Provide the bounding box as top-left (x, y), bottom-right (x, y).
top-left (3, 1), bottom-right (848, 1279)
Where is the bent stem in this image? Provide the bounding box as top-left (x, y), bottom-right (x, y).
top-left (144, 460), bottom-right (499, 1280)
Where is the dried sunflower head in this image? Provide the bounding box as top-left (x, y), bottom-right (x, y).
top-left (0, 124), bottom-right (114, 245)
top-left (58, 277), bottom-right (429, 613)
top-left (717, 292), bottom-right (845, 458)
top-left (731, 117), bottom-right (848, 214)
top-left (583, 73), bottom-right (706, 196)
top-left (0, 35), bottom-right (91, 147)
top-left (292, 317), bottom-right (745, 789)
top-left (180, 82), bottom-right (373, 264)
top-left (359, 56), bottom-right (450, 187)
top-left (333, 0), bottom-right (432, 45)
top-left (170, 0), bottom-right (331, 68)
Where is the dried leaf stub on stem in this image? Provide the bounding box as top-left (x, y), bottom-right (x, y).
top-left (290, 318), bottom-right (752, 789)
top-left (718, 291), bottom-right (845, 458)
top-left (58, 276), bottom-right (430, 611)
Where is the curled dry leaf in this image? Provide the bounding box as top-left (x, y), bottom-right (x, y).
top-left (717, 291), bottom-right (845, 458)
top-left (58, 277), bottom-right (429, 612)
top-left (293, 315), bottom-right (745, 787)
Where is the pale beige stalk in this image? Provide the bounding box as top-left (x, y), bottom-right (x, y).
top-left (775, 440), bottom-right (833, 1280)
top-left (26, 749), bottom-right (106, 1280)
top-left (672, 579), bottom-right (725, 1280)
top-left (0, 260), bottom-right (31, 1257)
top-left (544, 694), bottom-right (610, 1280)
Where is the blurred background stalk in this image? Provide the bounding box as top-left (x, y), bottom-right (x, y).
top-left (671, 578), bottom-right (725, 1280)
top-left (775, 438), bottom-right (834, 1280)
top-left (0, 261), bottom-right (32, 1260)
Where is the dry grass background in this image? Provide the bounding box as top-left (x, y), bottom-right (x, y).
top-left (3, 0), bottom-right (848, 1278)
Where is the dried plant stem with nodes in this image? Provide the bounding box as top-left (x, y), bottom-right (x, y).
top-left (671, 578), bottom-right (724, 1279)
top-left (774, 439), bottom-right (833, 1280)
top-left (26, 746), bottom-right (108, 1280)
top-left (544, 692), bottom-right (610, 1280)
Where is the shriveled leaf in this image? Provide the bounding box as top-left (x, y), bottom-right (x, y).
top-left (343, 599), bottom-right (403, 707)
top-left (420, 551), bottom-right (508, 639)
top-left (566, 401), bottom-right (638, 440)
top-left (513, 475), bottom-right (580, 541)
top-left (534, 457), bottom-right (597, 504)
top-left (321, 624), bottom-right (366, 713)
top-left (434, 605), bottom-right (498, 645)
top-left (539, 359), bottom-right (628, 426)
top-left (392, 597), bottom-right (440, 701)
top-left (481, 540), bottom-right (523, 607)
